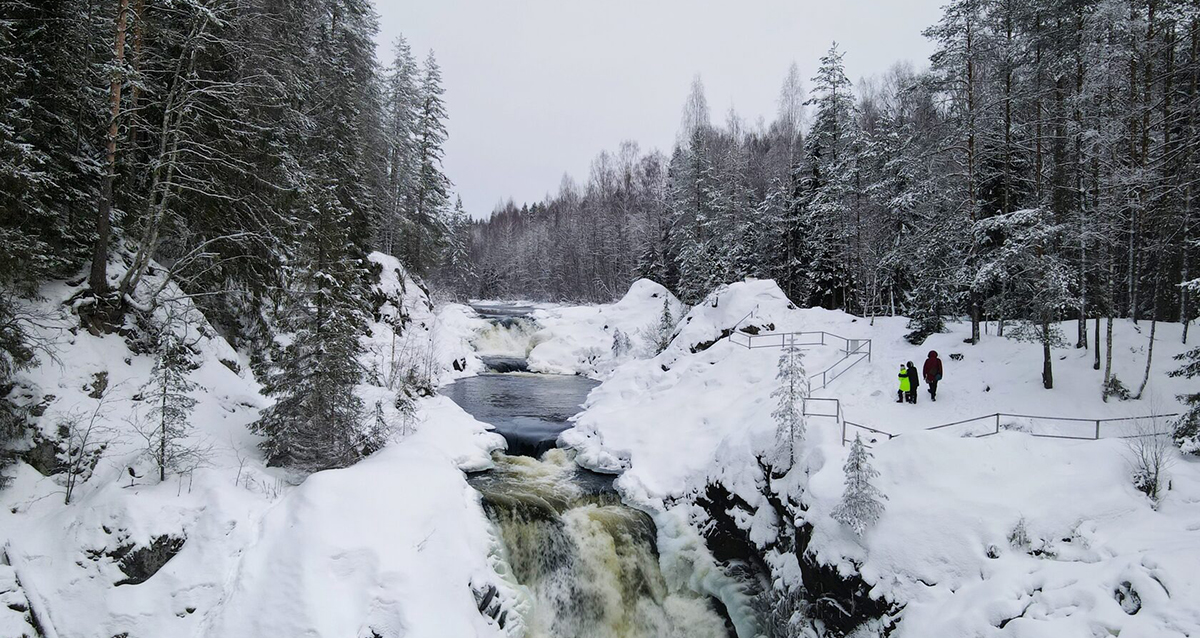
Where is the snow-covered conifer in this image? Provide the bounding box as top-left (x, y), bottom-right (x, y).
top-left (647, 297), bottom-right (676, 354)
top-left (611, 328), bottom-right (633, 359)
top-left (771, 337), bottom-right (808, 470)
top-left (137, 312), bottom-right (200, 481)
top-left (831, 435), bottom-right (887, 537)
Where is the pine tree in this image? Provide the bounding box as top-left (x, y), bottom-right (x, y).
top-left (831, 434), bottom-right (887, 537)
top-left (138, 312), bottom-right (199, 482)
top-left (406, 50), bottom-right (451, 276)
top-left (771, 336), bottom-right (808, 470)
top-left (380, 35), bottom-right (420, 257)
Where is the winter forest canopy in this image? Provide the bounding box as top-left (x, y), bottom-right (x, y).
top-left (0, 0), bottom-right (466, 472)
top-left (469, 1), bottom-right (1200, 384)
top-left (3, 0), bottom-right (1200, 466)
top-left (4, 1), bottom-right (1200, 636)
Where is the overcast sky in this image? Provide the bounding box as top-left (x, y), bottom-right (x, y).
top-left (374, 0), bottom-right (946, 219)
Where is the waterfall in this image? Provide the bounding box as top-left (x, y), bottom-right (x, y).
top-left (472, 317), bottom-right (542, 358)
top-left (471, 451), bottom-right (734, 638)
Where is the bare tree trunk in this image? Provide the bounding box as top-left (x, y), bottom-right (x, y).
top-left (1135, 274), bottom-right (1160, 399)
top-left (968, 11), bottom-right (981, 345)
top-left (89, 0), bottom-right (132, 294)
top-left (1094, 315), bottom-right (1101, 370)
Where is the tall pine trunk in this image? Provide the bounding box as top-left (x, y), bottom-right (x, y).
top-left (90, 0), bottom-right (132, 295)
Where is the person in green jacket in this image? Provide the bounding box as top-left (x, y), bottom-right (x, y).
top-left (897, 364), bottom-right (911, 403)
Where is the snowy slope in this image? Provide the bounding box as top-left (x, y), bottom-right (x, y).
top-left (0, 254), bottom-right (511, 638)
top-left (554, 277), bottom-right (1200, 637)
top-left (526, 279), bottom-right (684, 377)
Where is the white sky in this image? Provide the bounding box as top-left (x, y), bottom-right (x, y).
top-left (374, 0), bottom-right (946, 218)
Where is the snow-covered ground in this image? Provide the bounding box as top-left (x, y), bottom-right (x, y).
top-left (5, 267), bottom-right (1198, 637)
top-left (525, 279), bottom-right (685, 377)
top-left (550, 278), bottom-right (1200, 637)
top-left (0, 254), bottom-right (513, 638)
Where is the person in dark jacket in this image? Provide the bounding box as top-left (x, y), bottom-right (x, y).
top-left (923, 350), bottom-right (943, 401)
top-left (906, 361), bottom-right (919, 404)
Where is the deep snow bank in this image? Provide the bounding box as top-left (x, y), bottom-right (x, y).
top-left (526, 279), bottom-right (684, 377)
top-left (0, 253), bottom-right (511, 638)
top-left (558, 277), bottom-right (1200, 636)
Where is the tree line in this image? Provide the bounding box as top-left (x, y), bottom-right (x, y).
top-left (465, 0), bottom-right (1200, 398)
top-left (0, 0), bottom-right (465, 473)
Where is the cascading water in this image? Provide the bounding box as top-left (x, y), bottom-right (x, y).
top-left (470, 451), bottom-right (733, 638)
top-left (451, 304), bottom-right (746, 637)
top-left (471, 316), bottom-right (542, 373)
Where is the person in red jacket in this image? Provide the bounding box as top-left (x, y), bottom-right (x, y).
top-left (923, 350), bottom-right (943, 401)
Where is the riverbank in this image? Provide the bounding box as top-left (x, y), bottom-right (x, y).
top-left (554, 278), bottom-right (1200, 636)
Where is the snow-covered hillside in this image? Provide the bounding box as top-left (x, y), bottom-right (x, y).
top-left (4, 267), bottom-right (1198, 638)
top-left (0, 254), bottom-right (512, 638)
top-left (551, 278), bottom-right (1200, 637)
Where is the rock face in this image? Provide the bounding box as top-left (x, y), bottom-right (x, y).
top-left (694, 480), bottom-right (892, 637)
top-left (108, 535), bottom-right (187, 586)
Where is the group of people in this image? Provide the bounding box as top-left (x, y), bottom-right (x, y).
top-left (898, 350), bottom-right (943, 404)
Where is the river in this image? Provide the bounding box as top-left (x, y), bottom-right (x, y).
top-left (444, 305), bottom-right (736, 638)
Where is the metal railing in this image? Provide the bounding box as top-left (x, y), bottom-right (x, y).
top-left (729, 330), bottom-right (872, 391)
top-left (728, 328), bottom-right (1174, 449)
top-left (840, 411), bottom-right (1180, 446)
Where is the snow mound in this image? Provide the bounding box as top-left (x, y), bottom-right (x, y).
top-left (526, 279), bottom-right (683, 377)
top-left (805, 432), bottom-right (1200, 637)
top-left (207, 408), bottom-right (509, 637)
top-left (668, 279), bottom-right (797, 356)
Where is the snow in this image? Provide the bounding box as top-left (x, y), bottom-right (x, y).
top-left (548, 277), bottom-right (1200, 636)
top-left (0, 253), bottom-right (511, 638)
top-left (525, 279), bottom-right (684, 376)
top-left (204, 415), bottom-right (507, 637)
top-left (4, 263), bottom-right (1199, 637)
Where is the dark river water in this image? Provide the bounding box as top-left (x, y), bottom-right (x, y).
top-left (442, 371), bottom-right (599, 457)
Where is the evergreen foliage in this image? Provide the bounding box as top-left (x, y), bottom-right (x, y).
top-left (137, 312), bottom-right (200, 481)
top-left (831, 435), bottom-right (887, 537)
top-left (771, 338), bottom-right (808, 470)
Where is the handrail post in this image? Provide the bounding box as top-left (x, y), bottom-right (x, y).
top-left (995, 413), bottom-right (1000, 435)
top-left (1094, 420), bottom-right (1100, 440)
top-left (842, 418), bottom-right (847, 446)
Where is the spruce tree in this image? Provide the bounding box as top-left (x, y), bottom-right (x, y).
top-left (831, 434), bottom-right (887, 537)
top-left (406, 50), bottom-right (451, 276)
top-left (253, 191), bottom-right (372, 472)
top-left (138, 313), bottom-right (199, 482)
top-left (381, 35), bottom-right (420, 257)
top-left (791, 44), bottom-right (861, 311)
top-left (771, 337), bottom-right (808, 470)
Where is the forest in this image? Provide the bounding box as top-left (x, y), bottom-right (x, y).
top-left (0, 0), bottom-right (469, 472)
top-left (467, 0), bottom-right (1200, 395)
top-left (4, 0), bottom-right (1200, 469)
